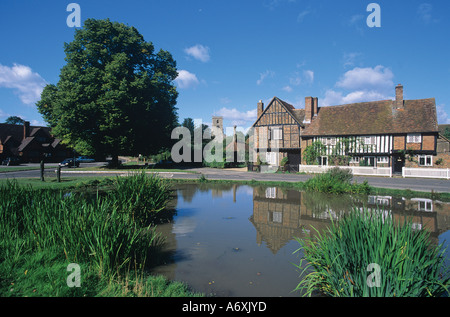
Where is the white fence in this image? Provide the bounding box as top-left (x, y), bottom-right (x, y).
top-left (299, 165), bottom-right (392, 177)
top-left (402, 167), bottom-right (450, 179)
top-left (299, 165), bottom-right (450, 179)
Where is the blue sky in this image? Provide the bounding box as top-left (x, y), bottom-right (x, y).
top-left (0, 0), bottom-right (449, 133)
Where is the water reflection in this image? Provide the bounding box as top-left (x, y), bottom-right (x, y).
top-left (153, 183), bottom-right (450, 297)
top-left (252, 186), bottom-right (450, 253)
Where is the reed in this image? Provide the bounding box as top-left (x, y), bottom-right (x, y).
top-left (0, 174), bottom-right (184, 296)
top-left (108, 171), bottom-right (173, 225)
top-left (294, 208), bottom-right (450, 297)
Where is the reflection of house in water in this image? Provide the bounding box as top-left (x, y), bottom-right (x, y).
top-left (250, 187), bottom-right (304, 254)
top-left (250, 187), bottom-right (450, 254)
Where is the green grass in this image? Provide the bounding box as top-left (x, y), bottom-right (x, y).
top-left (0, 173), bottom-right (202, 297)
top-left (0, 166), bottom-right (41, 172)
top-left (0, 176), bottom-right (116, 190)
top-left (293, 208), bottom-right (450, 297)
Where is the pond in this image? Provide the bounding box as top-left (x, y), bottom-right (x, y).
top-left (152, 183), bottom-right (450, 297)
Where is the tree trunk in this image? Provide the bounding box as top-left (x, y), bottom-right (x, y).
top-left (110, 154), bottom-right (120, 168)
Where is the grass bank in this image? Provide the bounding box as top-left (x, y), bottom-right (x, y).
top-left (0, 173), bottom-right (202, 297)
top-left (167, 176), bottom-right (450, 202)
top-left (293, 208), bottom-right (450, 297)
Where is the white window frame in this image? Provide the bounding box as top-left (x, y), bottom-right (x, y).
top-left (266, 152), bottom-right (278, 165)
top-left (323, 137), bottom-right (336, 146)
top-left (265, 187), bottom-right (277, 199)
top-left (364, 136), bottom-right (376, 145)
top-left (407, 133), bottom-right (422, 143)
top-left (418, 155), bottom-right (432, 166)
top-left (271, 127), bottom-right (283, 140)
top-left (362, 156), bottom-right (375, 167)
top-left (377, 156), bottom-right (389, 163)
top-left (319, 156), bottom-right (328, 166)
top-left (350, 156), bottom-right (360, 164)
top-left (270, 211), bottom-right (283, 223)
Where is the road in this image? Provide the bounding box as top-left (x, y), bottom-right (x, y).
top-left (0, 164), bottom-right (449, 193)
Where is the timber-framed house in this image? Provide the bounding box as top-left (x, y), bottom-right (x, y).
top-left (251, 84), bottom-right (449, 173)
top-left (251, 97), bottom-right (306, 171)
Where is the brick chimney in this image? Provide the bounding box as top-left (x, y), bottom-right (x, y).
top-left (303, 97), bottom-right (313, 124)
top-left (257, 100), bottom-right (264, 118)
top-left (23, 121), bottom-right (30, 140)
top-left (395, 84), bottom-right (404, 109)
top-left (313, 97), bottom-right (318, 117)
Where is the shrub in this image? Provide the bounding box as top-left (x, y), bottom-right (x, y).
top-left (303, 167), bottom-right (370, 194)
top-left (294, 208), bottom-right (450, 297)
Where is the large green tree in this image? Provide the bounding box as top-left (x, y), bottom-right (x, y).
top-left (37, 18), bottom-right (179, 164)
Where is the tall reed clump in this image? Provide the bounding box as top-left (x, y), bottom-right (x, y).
top-left (108, 172), bottom-right (173, 225)
top-left (0, 173), bottom-right (174, 296)
top-left (303, 167), bottom-right (371, 194)
top-left (293, 208), bottom-right (450, 297)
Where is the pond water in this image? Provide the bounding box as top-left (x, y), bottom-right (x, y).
top-left (152, 183), bottom-right (450, 297)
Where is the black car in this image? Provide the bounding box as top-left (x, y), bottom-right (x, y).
top-left (2, 157), bottom-right (21, 166)
top-left (59, 158), bottom-right (80, 168)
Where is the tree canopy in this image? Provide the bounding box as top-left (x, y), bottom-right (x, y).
top-left (4, 116), bottom-right (25, 125)
top-left (37, 18), bottom-right (179, 163)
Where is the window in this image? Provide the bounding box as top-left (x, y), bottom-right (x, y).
top-left (350, 157), bottom-right (360, 163)
top-left (265, 187), bottom-right (277, 199)
top-left (319, 156), bottom-right (328, 166)
top-left (377, 156), bottom-right (389, 163)
top-left (364, 136), bottom-right (376, 145)
top-left (266, 152), bottom-right (278, 165)
top-left (323, 137), bottom-right (336, 146)
top-left (407, 133), bottom-right (422, 143)
top-left (419, 200), bottom-right (433, 211)
top-left (418, 155), bottom-right (432, 166)
top-left (269, 211), bottom-right (283, 223)
top-left (271, 127), bottom-right (282, 140)
top-left (361, 156), bottom-right (375, 167)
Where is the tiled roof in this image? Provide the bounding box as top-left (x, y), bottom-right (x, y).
top-left (17, 137), bottom-right (35, 152)
top-left (0, 124), bottom-right (23, 143)
top-left (301, 98), bottom-right (438, 136)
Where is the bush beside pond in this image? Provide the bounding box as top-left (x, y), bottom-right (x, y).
top-left (303, 167), bottom-right (371, 195)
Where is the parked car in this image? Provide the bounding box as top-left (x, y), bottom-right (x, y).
top-left (1, 157), bottom-right (21, 166)
top-left (76, 156), bottom-right (95, 163)
top-left (59, 158), bottom-right (80, 168)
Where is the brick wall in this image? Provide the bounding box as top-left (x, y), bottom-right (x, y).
top-left (404, 153), bottom-right (450, 169)
top-left (394, 135), bottom-right (405, 150)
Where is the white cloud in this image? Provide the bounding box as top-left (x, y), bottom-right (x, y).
top-left (322, 89), bottom-right (391, 107)
top-left (0, 108), bottom-right (7, 119)
top-left (342, 52), bottom-right (363, 68)
top-left (321, 65), bottom-right (394, 107)
top-left (303, 70), bottom-right (314, 83)
top-left (297, 10), bottom-right (311, 23)
top-left (336, 65), bottom-right (394, 92)
top-left (174, 70), bottom-right (199, 89)
top-left (286, 69), bottom-right (314, 89)
top-left (220, 97), bottom-right (232, 104)
top-left (215, 107), bottom-right (257, 127)
top-left (437, 104), bottom-right (450, 124)
top-left (0, 63), bottom-right (47, 105)
top-left (417, 3), bottom-right (438, 24)
top-left (184, 44), bottom-right (211, 62)
top-left (256, 70), bottom-right (275, 85)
